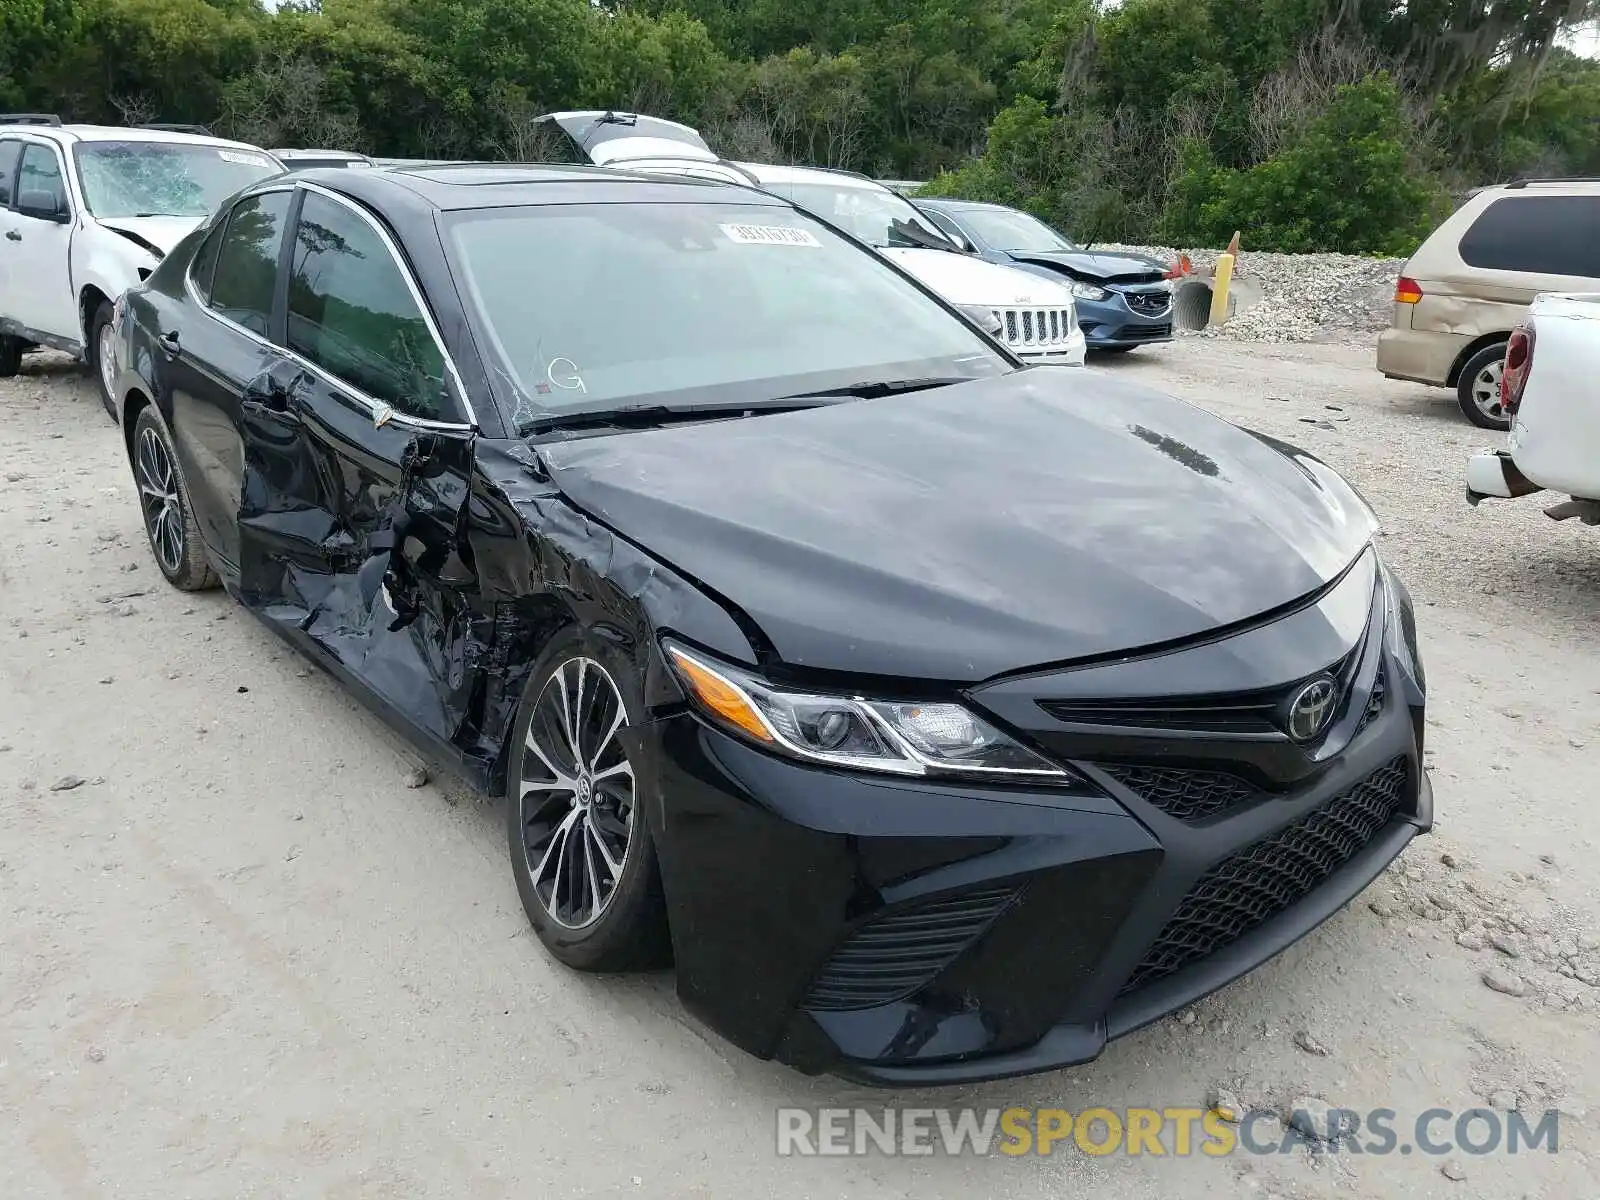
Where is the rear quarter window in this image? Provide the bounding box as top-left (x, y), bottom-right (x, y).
top-left (1457, 195), bottom-right (1600, 278)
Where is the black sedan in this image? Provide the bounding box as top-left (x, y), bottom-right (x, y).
top-left (110, 164), bottom-right (1431, 1084)
top-left (915, 197), bottom-right (1177, 352)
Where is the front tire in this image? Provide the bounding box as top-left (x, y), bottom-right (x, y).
top-left (0, 336), bottom-right (20, 378)
top-left (132, 407), bottom-right (217, 591)
top-left (506, 628), bottom-right (670, 972)
top-left (1456, 341), bottom-right (1510, 430)
top-left (88, 301), bottom-right (118, 421)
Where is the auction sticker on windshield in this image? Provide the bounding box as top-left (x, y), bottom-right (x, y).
top-left (720, 224), bottom-right (821, 247)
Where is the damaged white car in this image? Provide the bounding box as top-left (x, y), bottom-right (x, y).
top-left (0, 116), bottom-right (282, 417)
top-left (1465, 292), bottom-right (1600, 528)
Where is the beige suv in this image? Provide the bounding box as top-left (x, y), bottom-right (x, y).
top-left (1376, 179), bottom-right (1600, 429)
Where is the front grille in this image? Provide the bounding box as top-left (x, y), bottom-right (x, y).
top-left (1041, 694), bottom-right (1281, 735)
top-left (1099, 764), bottom-right (1259, 822)
top-left (997, 305), bottom-right (1078, 353)
top-left (1118, 756), bottom-right (1409, 995)
top-left (1354, 665), bottom-right (1386, 737)
top-left (1114, 321), bottom-right (1172, 341)
top-left (803, 886), bottom-right (1019, 1011)
top-left (1125, 291), bottom-right (1172, 317)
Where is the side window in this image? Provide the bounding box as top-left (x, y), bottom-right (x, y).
top-left (0, 140), bottom-right (20, 207)
top-left (1458, 196), bottom-right (1600, 279)
top-left (922, 208), bottom-right (966, 243)
top-left (16, 143), bottom-right (68, 219)
top-left (286, 192), bottom-right (449, 420)
top-left (209, 191), bottom-right (292, 337)
top-left (189, 217), bottom-right (226, 303)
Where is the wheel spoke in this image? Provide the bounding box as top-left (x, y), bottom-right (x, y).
top-left (581, 821), bottom-right (605, 919)
top-left (522, 723), bottom-right (579, 793)
top-left (571, 658), bottom-right (589, 764)
top-left (530, 806), bottom-right (579, 889)
top-left (587, 819), bottom-right (624, 878)
top-left (552, 666), bottom-right (578, 762)
top-left (591, 704), bottom-right (626, 766)
top-left (591, 758), bottom-right (632, 785)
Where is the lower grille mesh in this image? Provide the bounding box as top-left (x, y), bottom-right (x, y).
top-left (1099, 765), bottom-right (1258, 822)
top-left (804, 886), bottom-right (1019, 1012)
top-left (1118, 756), bottom-right (1409, 995)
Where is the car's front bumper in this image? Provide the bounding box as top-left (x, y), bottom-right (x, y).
top-left (1078, 291), bottom-right (1173, 349)
top-left (643, 558), bottom-right (1430, 1085)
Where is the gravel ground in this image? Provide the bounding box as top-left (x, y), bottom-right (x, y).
top-left (2, 345), bottom-right (1598, 1198)
top-left (1100, 243), bottom-right (1407, 343)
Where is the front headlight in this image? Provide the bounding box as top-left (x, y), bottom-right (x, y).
top-left (1380, 563), bottom-right (1424, 692)
top-left (665, 643), bottom-right (1069, 781)
top-left (1069, 280), bottom-right (1108, 302)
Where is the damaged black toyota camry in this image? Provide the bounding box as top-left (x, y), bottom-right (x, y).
top-left (110, 163), bottom-right (1431, 1084)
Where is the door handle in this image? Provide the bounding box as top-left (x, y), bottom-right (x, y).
top-left (157, 330), bottom-right (181, 359)
top-left (4, 230), bottom-right (20, 242)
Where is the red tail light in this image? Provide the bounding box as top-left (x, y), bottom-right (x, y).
top-left (1394, 276), bottom-right (1422, 304)
top-left (1501, 324), bottom-right (1535, 416)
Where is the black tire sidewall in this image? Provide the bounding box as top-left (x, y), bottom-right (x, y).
top-left (1457, 342), bottom-right (1510, 431)
top-left (505, 625), bottom-right (668, 971)
top-left (88, 302), bottom-right (117, 420)
top-left (0, 336), bottom-right (20, 377)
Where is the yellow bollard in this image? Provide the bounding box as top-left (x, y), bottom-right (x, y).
top-left (1209, 231), bottom-right (1239, 326)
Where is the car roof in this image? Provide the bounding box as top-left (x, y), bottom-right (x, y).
top-left (733, 161), bottom-right (887, 191)
top-left (49, 125), bottom-right (273, 152)
top-left (291, 162), bottom-right (795, 213)
top-left (915, 197), bottom-right (1009, 214)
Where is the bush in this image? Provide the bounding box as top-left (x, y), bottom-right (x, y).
top-left (1166, 75), bottom-right (1447, 254)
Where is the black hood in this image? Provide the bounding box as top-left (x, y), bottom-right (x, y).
top-left (536, 372), bottom-right (1376, 682)
top-left (1010, 249), bottom-right (1169, 285)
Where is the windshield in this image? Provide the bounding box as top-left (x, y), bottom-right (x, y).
top-left (74, 142), bottom-right (281, 218)
top-left (444, 201), bottom-right (1009, 432)
top-left (958, 208), bottom-right (1077, 253)
top-left (774, 181), bottom-right (953, 249)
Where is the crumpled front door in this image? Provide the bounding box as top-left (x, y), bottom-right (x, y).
top-left (235, 358), bottom-right (481, 751)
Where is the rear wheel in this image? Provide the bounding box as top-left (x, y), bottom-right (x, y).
top-left (506, 628), bottom-right (670, 971)
top-left (1456, 341), bottom-right (1510, 430)
top-left (88, 300), bottom-right (118, 421)
top-left (0, 336), bottom-right (20, 377)
top-left (132, 407), bottom-right (217, 591)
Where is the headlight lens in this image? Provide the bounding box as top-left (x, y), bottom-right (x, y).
top-left (665, 643), bottom-right (1069, 780)
top-left (1070, 280), bottom-right (1109, 301)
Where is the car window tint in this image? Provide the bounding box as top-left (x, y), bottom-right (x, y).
top-left (0, 140), bottom-right (21, 206)
top-left (17, 143), bottom-right (68, 216)
top-left (286, 192), bottom-right (448, 420)
top-left (189, 217), bottom-right (226, 302)
top-left (921, 208), bottom-right (966, 243)
top-left (210, 191), bottom-right (291, 336)
top-left (1458, 196), bottom-right (1600, 278)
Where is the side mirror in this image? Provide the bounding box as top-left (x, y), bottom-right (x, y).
top-left (946, 230), bottom-right (973, 253)
top-left (16, 188), bottom-right (68, 223)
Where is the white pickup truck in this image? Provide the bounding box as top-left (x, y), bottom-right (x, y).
top-left (0, 117), bottom-right (282, 417)
top-left (1465, 292), bottom-right (1600, 527)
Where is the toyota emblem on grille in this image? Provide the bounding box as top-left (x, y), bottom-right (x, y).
top-left (1285, 677), bottom-right (1338, 742)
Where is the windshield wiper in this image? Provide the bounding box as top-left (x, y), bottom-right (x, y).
top-left (775, 376), bottom-right (972, 401)
top-left (522, 397), bottom-right (835, 435)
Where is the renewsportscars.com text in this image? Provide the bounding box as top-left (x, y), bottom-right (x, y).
top-left (775, 1106), bottom-right (1561, 1158)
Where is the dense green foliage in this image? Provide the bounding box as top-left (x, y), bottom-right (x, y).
top-left (1, 0), bottom-right (1597, 252)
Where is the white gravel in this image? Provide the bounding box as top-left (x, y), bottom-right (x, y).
top-left (2, 346), bottom-right (1598, 1198)
top-left (1100, 242), bottom-right (1408, 343)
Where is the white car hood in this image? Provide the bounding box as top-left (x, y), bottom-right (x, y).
top-left (879, 247), bottom-right (1075, 306)
top-left (95, 215), bottom-right (204, 257)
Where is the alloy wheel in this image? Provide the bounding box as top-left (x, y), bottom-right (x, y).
top-left (518, 657), bottom-right (636, 930)
top-left (135, 426), bottom-right (184, 576)
top-left (97, 323), bottom-right (117, 404)
top-left (1470, 358), bottom-right (1505, 423)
